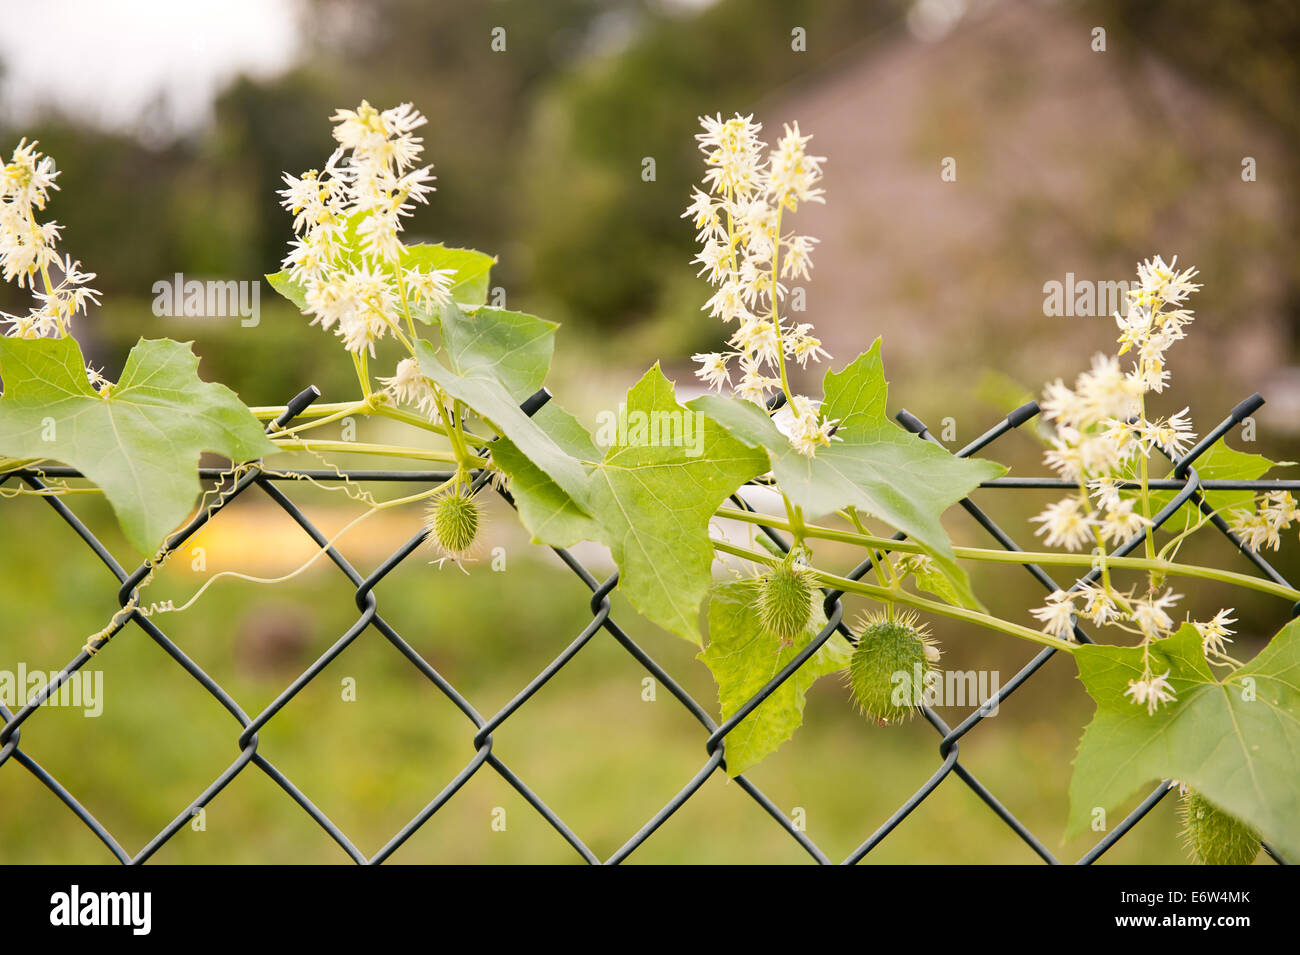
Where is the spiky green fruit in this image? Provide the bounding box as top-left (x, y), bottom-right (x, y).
top-left (428, 490), bottom-right (480, 559)
top-left (758, 556), bottom-right (817, 644)
top-left (848, 611), bottom-right (939, 724)
top-left (1179, 790), bottom-right (1259, 865)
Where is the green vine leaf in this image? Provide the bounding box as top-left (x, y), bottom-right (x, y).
top-left (438, 302), bottom-right (558, 400)
top-left (416, 338), bottom-right (592, 496)
top-left (1069, 623), bottom-right (1300, 860)
top-left (701, 578), bottom-right (851, 776)
top-left (414, 303), bottom-right (603, 547)
top-left (690, 339), bottom-right (1004, 609)
top-left (490, 402), bottom-right (603, 547)
top-left (579, 365), bottom-right (768, 644)
top-left (0, 337), bottom-right (275, 555)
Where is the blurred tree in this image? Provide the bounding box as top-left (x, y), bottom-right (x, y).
top-left (213, 0), bottom-right (647, 294)
top-left (519, 0), bottom-right (902, 340)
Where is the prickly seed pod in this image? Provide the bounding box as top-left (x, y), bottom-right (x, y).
top-left (1179, 790), bottom-right (1259, 865)
top-left (758, 552), bottom-right (817, 644)
top-left (848, 610), bottom-right (940, 724)
top-left (426, 488), bottom-right (481, 562)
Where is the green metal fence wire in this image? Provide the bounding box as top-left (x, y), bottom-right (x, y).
top-left (0, 384), bottom-right (1292, 864)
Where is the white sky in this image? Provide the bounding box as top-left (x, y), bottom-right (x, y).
top-left (0, 0), bottom-right (302, 137)
top-left (0, 0), bottom-right (730, 139)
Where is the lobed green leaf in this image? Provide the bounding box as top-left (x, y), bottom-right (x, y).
top-left (0, 337), bottom-right (275, 555)
top-left (1069, 622), bottom-right (1300, 859)
top-left (701, 578), bottom-right (851, 776)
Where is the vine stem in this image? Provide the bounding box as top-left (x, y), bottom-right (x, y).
top-left (1138, 394), bottom-right (1157, 562)
top-left (266, 438), bottom-right (480, 466)
top-left (714, 505), bottom-right (1300, 603)
top-left (352, 351), bottom-right (372, 398)
top-left (153, 481), bottom-right (445, 617)
top-left (767, 205), bottom-right (796, 408)
top-left (393, 259), bottom-right (420, 342)
top-left (249, 402), bottom-right (367, 419)
top-left (250, 401), bottom-right (491, 444)
top-left (713, 538), bottom-right (1077, 653)
top-left (433, 391), bottom-right (475, 468)
top-left (376, 403), bottom-right (486, 441)
top-left (0, 456), bottom-right (42, 473)
top-left (265, 399), bottom-right (374, 438)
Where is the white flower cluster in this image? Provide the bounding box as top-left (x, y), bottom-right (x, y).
top-left (684, 113), bottom-right (835, 457)
top-left (0, 140), bottom-right (100, 338)
top-left (1230, 489), bottom-right (1300, 553)
top-left (1034, 582), bottom-right (1238, 716)
top-left (1032, 255), bottom-right (1202, 553)
top-left (1032, 583), bottom-right (1189, 643)
top-left (1027, 256), bottom-right (1242, 714)
top-left (279, 101), bottom-right (452, 361)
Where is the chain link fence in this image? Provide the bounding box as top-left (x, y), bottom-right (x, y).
top-left (0, 384), bottom-right (1293, 864)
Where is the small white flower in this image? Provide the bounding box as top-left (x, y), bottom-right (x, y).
top-left (1, 139), bottom-right (60, 210)
top-left (1043, 429), bottom-right (1086, 482)
top-left (378, 357), bottom-right (438, 417)
top-left (404, 266), bottom-right (455, 311)
top-left (1030, 497), bottom-right (1096, 551)
top-left (1130, 254), bottom-right (1201, 310)
top-left (1076, 353), bottom-right (1139, 424)
top-left (1040, 379), bottom-right (1083, 425)
top-left (1030, 590), bottom-right (1079, 640)
top-left (1099, 498), bottom-right (1152, 546)
top-left (1088, 477), bottom-right (1124, 513)
top-left (1193, 609), bottom-right (1237, 658)
top-left (1115, 307), bottom-right (1153, 357)
top-left (1261, 491), bottom-right (1300, 528)
top-left (1229, 507), bottom-right (1283, 552)
top-left (692, 352), bottom-right (731, 392)
top-left (1139, 407), bottom-right (1196, 458)
top-left (696, 112), bottom-right (766, 199)
top-left (779, 234), bottom-right (818, 281)
top-left (773, 396), bottom-right (839, 457)
top-left (785, 323), bottom-right (830, 368)
top-left (693, 238), bottom-right (730, 284)
top-left (767, 122), bottom-right (825, 209)
top-left (730, 317), bottom-right (782, 369)
top-left (736, 367), bottom-right (781, 405)
top-left (1077, 581), bottom-right (1123, 626)
top-left (1124, 670), bottom-right (1177, 715)
top-left (702, 277), bottom-right (753, 324)
top-left (1132, 588), bottom-right (1181, 639)
top-left (681, 188), bottom-right (723, 241)
top-left (903, 553), bottom-right (937, 575)
top-left (356, 209), bottom-right (404, 263)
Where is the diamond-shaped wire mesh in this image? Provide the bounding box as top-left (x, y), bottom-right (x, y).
top-left (0, 385), bottom-right (1293, 864)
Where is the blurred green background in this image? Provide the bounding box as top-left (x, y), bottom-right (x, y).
top-left (1, 0), bottom-right (1297, 863)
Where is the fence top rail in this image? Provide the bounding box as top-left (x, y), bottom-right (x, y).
top-left (7, 465), bottom-right (1300, 493)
